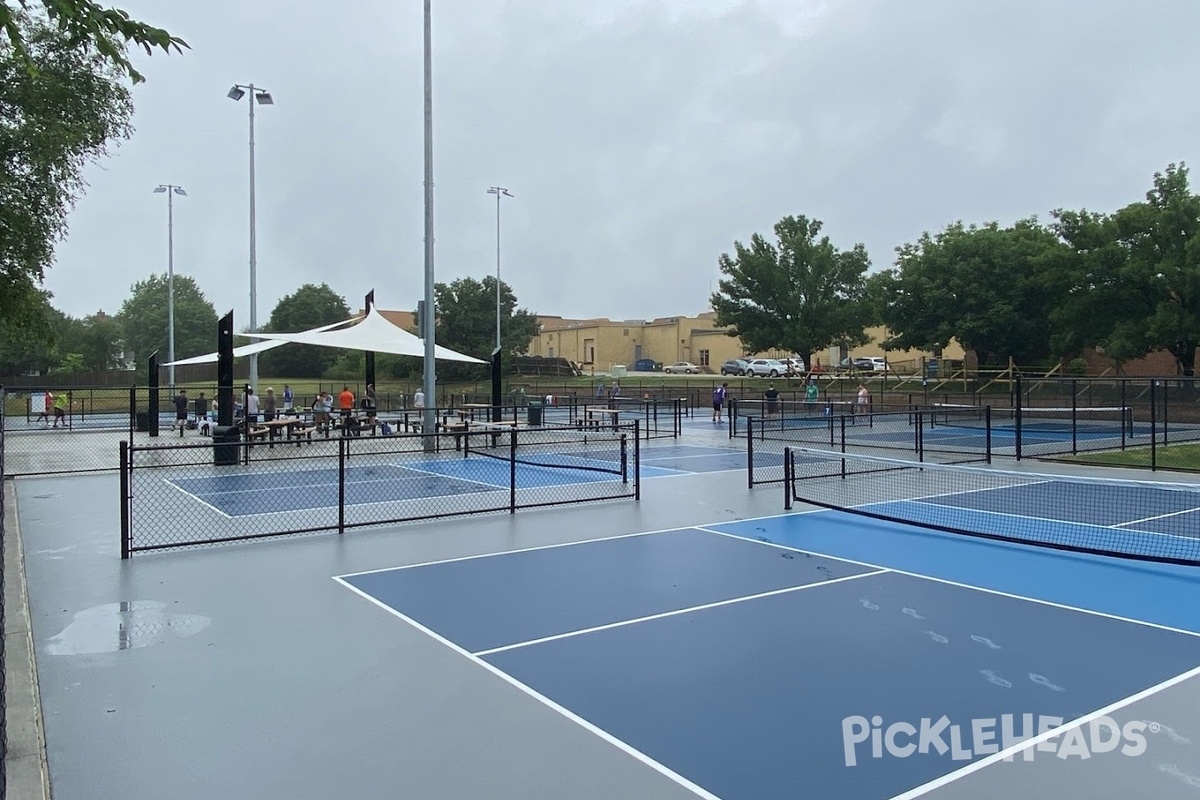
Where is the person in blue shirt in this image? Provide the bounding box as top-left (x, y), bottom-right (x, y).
top-left (712, 383), bottom-right (728, 423)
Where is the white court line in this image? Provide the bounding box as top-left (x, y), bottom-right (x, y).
top-left (332, 576), bottom-right (724, 800)
top-left (1115, 506), bottom-right (1200, 529)
top-left (391, 462), bottom-right (510, 490)
top-left (874, 498), bottom-right (1199, 546)
top-left (886, 663), bottom-right (1200, 800)
top-left (332, 509), bottom-right (828, 580)
top-left (472, 569), bottom-right (889, 657)
top-left (161, 478), bottom-right (233, 519)
top-left (180, 473), bottom-right (418, 497)
top-left (692, 526), bottom-right (1200, 639)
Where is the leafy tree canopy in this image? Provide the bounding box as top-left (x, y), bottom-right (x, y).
top-left (413, 276), bottom-right (540, 380)
top-left (709, 214), bottom-right (874, 368)
top-left (875, 218), bottom-right (1067, 366)
top-left (1, 9), bottom-right (133, 341)
top-left (116, 274), bottom-right (217, 369)
top-left (260, 283), bottom-right (352, 379)
top-left (2, 1), bottom-right (187, 84)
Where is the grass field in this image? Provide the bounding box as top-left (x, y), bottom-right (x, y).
top-left (1061, 442), bottom-right (1200, 471)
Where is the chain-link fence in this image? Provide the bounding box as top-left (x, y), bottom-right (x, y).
top-left (1, 386), bottom-right (8, 800)
top-left (121, 421), bottom-right (641, 556)
top-left (746, 408), bottom-right (994, 487)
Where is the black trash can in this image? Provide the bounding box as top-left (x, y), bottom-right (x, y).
top-left (527, 398), bottom-right (544, 426)
top-left (212, 425), bottom-right (241, 466)
top-left (134, 410), bottom-right (149, 432)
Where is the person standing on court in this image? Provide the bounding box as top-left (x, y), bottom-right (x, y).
top-left (282, 384), bottom-right (294, 413)
top-left (805, 376), bottom-right (819, 409)
top-left (712, 382), bottom-right (728, 423)
top-left (764, 384), bottom-right (780, 417)
top-left (51, 391), bottom-right (68, 429)
top-left (856, 383), bottom-right (870, 422)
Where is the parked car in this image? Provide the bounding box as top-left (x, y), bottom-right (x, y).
top-left (781, 358), bottom-right (807, 375)
top-left (633, 358), bottom-right (660, 372)
top-left (838, 357), bottom-right (877, 372)
top-left (663, 361), bottom-right (700, 374)
top-left (744, 358), bottom-right (787, 377)
top-left (720, 358), bottom-right (749, 376)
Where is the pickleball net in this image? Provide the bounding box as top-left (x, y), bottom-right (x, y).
top-left (460, 420), bottom-right (632, 478)
top-left (931, 403), bottom-right (1135, 435)
top-left (783, 445), bottom-right (1200, 565)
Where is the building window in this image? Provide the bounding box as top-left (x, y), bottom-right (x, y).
top-left (623, 328), bottom-right (629, 336)
top-left (699, 350), bottom-right (710, 366)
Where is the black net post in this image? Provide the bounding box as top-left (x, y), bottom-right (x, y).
top-left (1071, 378), bottom-right (1078, 455)
top-left (1014, 374), bottom-right (1023, 460)
top-left (1150, 379), bottom-right (1158, 471)
top-left (1120, 379), bottom-right (1128, 450)
top-left (217, 311), bottom-right (235, 427)
top-left (985, 405), bottom-right (993, 464)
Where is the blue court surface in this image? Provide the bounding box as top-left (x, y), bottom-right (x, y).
top-left (337, 476), bottom-right (1200, 800)
top-left (164, 443), bottom-right (754, 517)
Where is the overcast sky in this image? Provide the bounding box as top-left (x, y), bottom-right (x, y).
top-left (43, 0), bottom-right (1200, 328)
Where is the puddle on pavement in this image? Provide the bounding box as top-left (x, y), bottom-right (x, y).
top-left (45, 601), bottom-right (211, 656)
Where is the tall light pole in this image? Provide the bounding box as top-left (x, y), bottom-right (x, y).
top-left (421, 0), bottom-right (437, 449)
top-left (486, 186), bottom-right (513, 351)
top-left (153, 184), bottom-right (187, 387)
top-left (227, 83), bottom-right (274, 390)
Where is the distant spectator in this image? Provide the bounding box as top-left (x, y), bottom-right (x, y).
top-left (173, 389), bottom-right (188, 433)
top-left (264, 388), bottom-right (277, 422)
top-left (282, 384), bottom-right (294, 412)
top-left (245, 388), bottom-right (260, 425)
top-left (712, 383), bottom-right (728, 423)
top-left (413, 388), bottom-right (425, 409)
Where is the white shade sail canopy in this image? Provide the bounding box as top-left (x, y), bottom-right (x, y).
top-left (242, 304), bottom-right (486, 363)
top-left (162, 316), bottom-right (361, 366)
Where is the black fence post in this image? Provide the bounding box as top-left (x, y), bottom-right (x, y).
top-left (634, 420), bottom-right (641, 500)
top-left (509, 426), bottom-right (518, 513)
top-left (1163, 380), bottom-right (1170, 446)
top-left (783, 447), bottom-right (793, 511)
top-left (148, 352), bottom-right (160, 437)
top-left (336, 436), bottom-right (346, 534)
top-left (746, 416), bottom-right (755, 488)
top-left (120, 440), bottom-right (131, 559)
top-left (621, 434), bottom-right (628, 485)
top-left (128, 385), bottom-right (136, 442)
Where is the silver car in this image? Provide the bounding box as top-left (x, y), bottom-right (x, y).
top-left (744, 358), bottom-right (787, 377)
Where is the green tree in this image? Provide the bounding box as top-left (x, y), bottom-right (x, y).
top-left (709, 214), bottom-right (873, 369)
top-left (74, 312), bottom-right (123, 371)
top-left (0, 10), bottom-right (133, 342)
top-left (2, 1), bottom-right (186, 84)
top-left (116, 274), bottom-right (217, 368)
top-left (413, 276), bottom-right (540, 380)
top-left (875, 219), bottom-right (1067, 367)
top-left (260, 283), bottom-right (352, 378)
top-left (1044, 209), bottom-right (1152, 370)
top-left (0, 290), bottom-right (61, 374)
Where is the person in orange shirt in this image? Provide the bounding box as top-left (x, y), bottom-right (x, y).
top-left (338, 385), bottom-right (355, 432)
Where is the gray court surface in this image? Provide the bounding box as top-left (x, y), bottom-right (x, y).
top-left (9, 422), bottom-right (1200, 800)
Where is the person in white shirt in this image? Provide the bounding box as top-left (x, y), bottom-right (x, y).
top-left (413, 389), bottom-right (425, 409)
top-left (245, 388), bottom-right (260, 424)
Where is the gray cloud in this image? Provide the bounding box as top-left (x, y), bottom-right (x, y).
top-left (43, 0), bottom-right (1200, 328)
